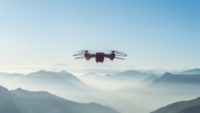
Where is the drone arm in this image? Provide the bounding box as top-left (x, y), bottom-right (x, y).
top-left (89, 54), bottom-right (96, 58)
top-left (104, 54), bottom-right (110, 58)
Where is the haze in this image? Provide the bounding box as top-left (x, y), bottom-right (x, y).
top-left (0, 1), bottom-right (200, 113)
top-left (0, 0), bottom-right (200, 73)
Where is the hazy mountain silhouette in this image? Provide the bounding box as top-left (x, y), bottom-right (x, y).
top-left (0, 86), bottom-right (21, 113)
top-left (25, 70), bottom-right (87, 89)
top-left (152, 72), bottom-right (200, 85)
top-left (28, 70), bottom-right (79, 80)
top-left (140, 72), bottom-right (200, 95)
top-left (181, 68), bottom-right (200, 75)
top-left (114, 70), bottom-right (157, 87)
top-left (27, 70), bottom-right (82, 82)
top-left (0, 70), bottom-right (88, 89)
top-left (151, 97), bottom-right (200, 113)
top-left (0, 70), bottom-right (92, 102)
top-left (81, 70), bottom-right (156, 80)
top-left (0, 85), bottom-right (119, 113)
top-left (115, 70), bottom-right (155, 79)
top-left (103, 70), bottom-right (157, 83)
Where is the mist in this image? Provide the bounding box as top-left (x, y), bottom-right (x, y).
top-left (1, 70), bottom-right (200, 113)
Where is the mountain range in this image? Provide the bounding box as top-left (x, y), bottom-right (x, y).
top-left (148, 68), bottom-right (200, 86)
top-left (0, 70), bottom-right (91, 102)
top-left (0, 85), bottom-right (119, 113)
top-left (181, 68), bottom-right (200, 75)
top-left (115, 70), bottom-right (155, 78)
top-left (152, 72), bottom-right (200, 85)
top-left (151, 97), bottom-right (200, 113)
top-left (0, 70), bottom-right (85, 88)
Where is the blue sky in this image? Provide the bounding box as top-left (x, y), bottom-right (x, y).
top-left (0, 0), bottom-right (200, 72)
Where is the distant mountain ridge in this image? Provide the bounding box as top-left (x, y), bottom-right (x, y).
top-left (0, 70), bottom-right (86, 88)
top-left (81, 70), bottom-right (157, 82)
top-left (151, 97), bottom-right (200, 113)
top-left (0, 70), bottom-right (92, 102)
top-left (28, 70), bottom-right (78, 80)
top-left (26, 70), bottom-right (84, 86)
top-left (152, 72), bottom-right (200, 85)
top-left (0, 85), bottom-right (119, 113)
top-left (181, 68), bottom-right (200, 75)
top-left (115, 70), bottom-right (155, 78)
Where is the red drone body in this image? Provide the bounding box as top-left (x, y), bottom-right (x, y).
top-left (73, 50), bottom-right (127, 63)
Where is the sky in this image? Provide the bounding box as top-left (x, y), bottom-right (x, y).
top-left (0, 0), bottom-right (200, 73)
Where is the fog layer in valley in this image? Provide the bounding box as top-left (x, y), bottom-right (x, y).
top-left (1, 69), bottom-right (200, 113)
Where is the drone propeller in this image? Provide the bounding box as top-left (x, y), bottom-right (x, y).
top-left (115, 50), bottom-right (125, 54)
top-left (75, 57), bottom-right (85, 59)
top-left (115, 51), bottom-right (127, 56)
top-left (108, 50), bottom-right (125, 53)
top-left (73, 53), bottom-right (84, 56)
top-left (76, 50), bottom-right (90, 53)
top-left (73, 50), bottom-right (90, 56)
top-left (115, 54), bottom-right (127, 57)
top-left (115, 57), bottom-right (125, 60)
top-left (108, 50), bottom-right (127, 56)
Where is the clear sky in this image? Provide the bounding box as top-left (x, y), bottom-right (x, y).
top-left (0, 0), bottom-right (200, 73)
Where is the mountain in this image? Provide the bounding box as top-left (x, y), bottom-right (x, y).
top-left (114, 70), bottom-right (157, 86)
top-left (181, 68), bottom-right (200, 75)
top-left (145, 72), bottom-right (200, 95)
top-left (0, 70), bottom-right (92, 102)
top-left (25, 70), bottom-right (86, 88)
top-left (152, 72), bottom-right (200, 85)
top-left (151, 97), bottom-right (200, 113)
top-left (27, 70), bottom-right (79, 81)
top-left (115, 70), bottom-right (155, 78)
top-left (0, 86), bottom-right (119, 113)
top-left (0, 86), bottom-right (21, 113)
top-left (0, 70), bottom-right (88, 89)
top-left (81, 70), bottom-right (156, 80)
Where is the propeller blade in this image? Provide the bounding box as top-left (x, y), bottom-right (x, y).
top-left (75, 57), bottom-right (85, 59)
top-left (107, 50), bottom-right (127, 56)
top-left (77, 50), bottom-right (89, 53)
top-left (115, 57), bottom-right (125, 60)
top-left (116, 53), bottom-right (127, 56)
top-left (115, 51), bottom-right (126, 55)
top-left (115, 54), bottom-right (127, 57)
top-left (115, 50), bottom-right (125, 53)
top-left (73, 53), bottom-right (84, 56)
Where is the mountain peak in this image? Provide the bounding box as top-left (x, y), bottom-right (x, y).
top-left (29, 70), bottom-right (72, 76)
top-left (28, 70), bottom-right (78, 80)
top-left (15, 88), bottom-right (27, 92)
top-left (30, 70), bottom-right (54, 75)
top-left (116, 70), bottom-right (150, 76)
top-left (163, 72), bottom-right (173, 76)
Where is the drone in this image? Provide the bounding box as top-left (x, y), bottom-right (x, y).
top-left (73, 50), bottom-right (127, 63)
